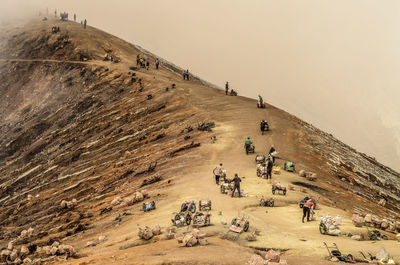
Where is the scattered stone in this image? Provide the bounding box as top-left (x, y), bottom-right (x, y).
top-left (246, 231), bottom-right (257, 241)
top-left (138, 226), bottom-right (153, 240)
top-left (330, 256), bottom-right (339, 262)
top-left (27, 194), bottom-right (33, 201)
top-left (8, 241), bottom-right (13, 250)
top-left (50, 247), bottom-right (58, 255)
top-left (246, 254), bottom-right (267, 265)
top-left (299, 170), bottom-right (306, 177)
top-left (98, 235), bottom-right (106, 242)
top-left (152, 224), bottom-right (161, 235)
top-left (20, 246), bottom-right (29, 257)
top-left (23, 257), bottom-right (32, 264)
top-left (86, 241), bottom-right (96, 247)
top-left (198, 238), bottom-right (209, 246)
top-left (60, 198), bottom-right (78, 209)
top-left (166, 226), bottom-right (177, 234)
top-left (265, 249), bottom-right (280, 262)
top-left (376, 247), bottom-right (389, 263)
top-left (111, 197), bottom-right (122, 206)
top-left (351, 235), bottom-right (362, 241)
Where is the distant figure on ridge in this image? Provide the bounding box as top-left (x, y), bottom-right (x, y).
top-left (225, 81), bottom-right (229, 95)
top-left (74, 14), bottom-right (76, 22)
top-left (136, 55), bottom-right (140, 66)
top-left (84, 19), bottom-right (87, 29)
top-left (54, 9), bottom-right (57, 17)
top-left (183, 69), bottom-right (190, 80)
top-left (155, 58), bottom-right (160, 69)
top-left (257, 94), bottom-right (265, 108)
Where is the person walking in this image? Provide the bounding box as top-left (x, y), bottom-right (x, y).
top-left (136, 55), bottom-right (140, 66)
top-left (231, 174), bottom-right (241, 197)
top-left (267, 157), bottom-right (273, 179)
top-left (84, 19), bottom-right (87, 29)
top-left (225, 81), bottom-right (229, 95)
top-left (213, 163), bottom-right (225, 185)
top-left (302, 200), bottom-right (315, 223)
top-left (155, 58), bottom-right (160, 69)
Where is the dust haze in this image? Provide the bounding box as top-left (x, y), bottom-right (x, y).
top-left (1, 0), bottom-right (399, 172)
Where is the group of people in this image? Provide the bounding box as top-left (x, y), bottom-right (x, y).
top-left (183, 69), bottom-right (190, 80)
top-left (137, 55), bottom-right (150, 70)
top-left (213, 163), bottom-right (242, 197)
top-left (225, 81), bottom-right (238, 96)
top-left (51, 26), bottom-right (60, 33)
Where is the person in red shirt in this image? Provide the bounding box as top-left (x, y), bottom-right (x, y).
top-left (302, 200), bottom-right (315, 223)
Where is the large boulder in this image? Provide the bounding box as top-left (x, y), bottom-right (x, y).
top-left (134, 191), bottom-right (144, 202)
top-left (299, 170), bottom-right (306, 178)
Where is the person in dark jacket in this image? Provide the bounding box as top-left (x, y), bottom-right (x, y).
top-left (225, 81), bottom-right (229, 95)
top-left (267, 157), bottom-right (273, 179)
top-left (231, 173), bottom-right (241, 197)
top-left (268, 145), bottom-right (276, 163)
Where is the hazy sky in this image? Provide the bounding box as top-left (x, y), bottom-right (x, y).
top-left (1, 0), bottom-right (400, 171)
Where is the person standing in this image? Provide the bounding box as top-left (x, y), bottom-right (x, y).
top-left (268, 145), bottom-right (276, 163)
top-left (155, 58), bottom-right (160, 69)
top-left (231, 174), bottom-right (241, 197)
top-left (302, 200), bottom-right (315, 223)
top-left (213, 163), bottom-right (225, 185)
top-left (136, 55), bottom-right (140, 66)
top-left (74, 14), bottom-right (76, 22)
top-left (84, 19), bottom-right (87, 29)
top-left (225, 81), bottom-right (229, 95)
top-left (267, 157), bottom-right (273, 179)
top-left (55, 9), bottom-right (57, 17)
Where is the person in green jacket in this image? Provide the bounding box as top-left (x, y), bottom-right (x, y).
top-left (258, 94), bottom-right (264, 108)
top-left (244, 137), bottom-right (253, 154)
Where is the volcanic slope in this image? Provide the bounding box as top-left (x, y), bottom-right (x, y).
top-left (0, 18), bottom-right (399, 265)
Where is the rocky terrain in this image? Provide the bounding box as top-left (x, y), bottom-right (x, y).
top-left (0, 17), bottom-right (399, 265)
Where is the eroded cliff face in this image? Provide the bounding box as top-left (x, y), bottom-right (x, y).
top-left (0, 20), bottom-right (209, 246)
top-left (300, 120), bottom-right (400, 215)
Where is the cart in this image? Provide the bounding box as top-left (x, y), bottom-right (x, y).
top-left (272, 183), bottom-right (286, 195)
top-left (230, 214), bottom-right (250, 233)
top-left (255, 154), bottom-right (266, 164)
top-left (366, 226), bottom-right (388, 241)
top-left (323, 242), bottom-right (355, 263)
top-left (199, 200), bottom-right (211, 211)
top-left (142, 201), bottom-right (156, 212)
top-left (259, 197), bottom-right (274, 207)
top-left (192, 212), bottom-right (211, 228)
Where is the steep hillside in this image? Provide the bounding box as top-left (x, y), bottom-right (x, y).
top-left (0, 18), bottom-right (399, 265)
